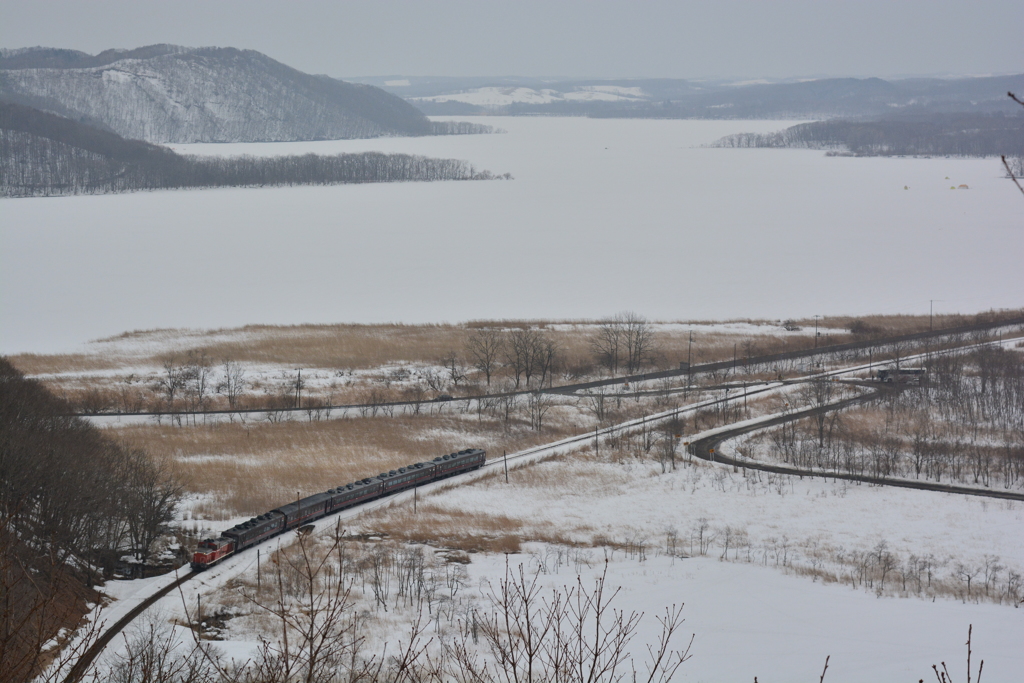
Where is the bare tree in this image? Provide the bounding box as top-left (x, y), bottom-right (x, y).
top-left (155, 359), bottom-right (186, 416)
top-left (1003, 91), bottom-right (1024, 198)
top-left (800, 376), bottom-right (838, 448)
top-left (657, 422), bottom-right (682, 473)
top-left (404, 382), bottom-right (428, 416)
top-left (440, 351), bottom-right (467, 389)
top-left (498, 381), bottom-right (519, 431)
top-left (475, 559), bottom-right (692, 683)
top-left (123, 449), bottom-right (183, 567)
top-left (182, 350), bottom-right (213, 424)
top-left (505, 328), bottom-right (544, 388)
top-left (592, 318), bottom-right (626, 375)
top-left (623, 312), bottom-right (657, 373)
top-left (218, 359), bottom-right (247, 411)
top-left (583, 387), bottom-right (609, 424)
top-left (423, 369), bottom-right (448, 397)
top-left (466, 329), bottom-right (503, 386)
top-left (591, 313), bottom-right (657, 375)
top-left (107, 616), bottom-right (218, 683)
top-left (528, 391), bottom-right (554, 432)
top-left (536, 337), bottom-right (559, 389)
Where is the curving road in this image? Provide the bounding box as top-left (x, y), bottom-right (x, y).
top-left (688, 391), bottom-right (1024, 503)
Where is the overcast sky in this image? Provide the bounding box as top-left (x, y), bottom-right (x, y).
top-left (2, 0), bottom-right (1022, 80)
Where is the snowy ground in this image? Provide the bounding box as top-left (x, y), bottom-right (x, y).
top-left (405, 451), bottom-right (1024, 577)
top-left (97, 552), bottom-right (1024, 682)
top-left (83, 362), bottom-right (1023, 681)
top-left (466, 552), bottom-right (1024, 682)
top-left (90, 446), bottom-right (1024, 682)
top-left (3, 117), bottom-right (1021, 354)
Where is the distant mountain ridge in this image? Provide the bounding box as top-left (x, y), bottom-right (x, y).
top-left (0, 45), bottom-right (433, 143)
top-left (0, 44), bottom-right (191, 70)
top-left (354, 74), bottom-right (1024, 119)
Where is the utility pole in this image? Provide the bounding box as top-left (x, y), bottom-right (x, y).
top-left (687, 331), bottom-right (694, 388)
top-left (813, 315), bottom-right (821, 349)
top-left (503, 450), bottom-right (508, 483)
top-left (257, 549), bottom-right (261, 591)
top-left (929, 300), bottom-right (943, 331)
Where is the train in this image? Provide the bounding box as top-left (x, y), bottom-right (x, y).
top-left (190, 448), bottom-right (486, 571)
top-left (876, 367), bottom-right (927, 384)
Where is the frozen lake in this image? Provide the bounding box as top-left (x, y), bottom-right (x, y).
top-left (2, 117), bottom-right (1021, 353)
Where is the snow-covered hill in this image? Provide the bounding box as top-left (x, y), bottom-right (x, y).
top-left (413, 84), bottom-right (649, 107)
top-left (0, 45), bottom-right (432, 143)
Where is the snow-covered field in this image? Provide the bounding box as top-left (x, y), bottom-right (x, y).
top-left (90, 445), bottom-right (1024, 682)
top-left (2, 117), bottom-right (1021, 354)
top-left (466, 552), bottom-right (1024, 682)
top-left (94, 552), bottom-right (1024, 682)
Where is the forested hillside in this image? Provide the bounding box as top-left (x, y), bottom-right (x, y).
top-left (712, 112), bottom-right (1024, 157)
top-left (0, 101), bottom-right (498, 197)
top-left (0, 45), bottom-right (433, 143)
top-left (0, 357), bottom-right (181, 681)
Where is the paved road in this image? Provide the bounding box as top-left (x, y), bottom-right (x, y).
top-left (689, 392), bottom-right (1024, 503)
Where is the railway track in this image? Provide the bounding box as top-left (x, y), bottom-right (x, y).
top-left (61, 337), bottom-right (1022, 679)
top-left (62, 571), bottom-right (194, 683)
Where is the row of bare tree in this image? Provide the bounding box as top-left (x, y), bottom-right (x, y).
top-left (463, 327), bottom-right (560, 389)
top-left (460, 313), bottom-right (657, 391)
top-left (764, 347), bottom-right (1024, 488)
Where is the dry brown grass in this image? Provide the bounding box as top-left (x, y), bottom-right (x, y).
top-left (365, 501), bottom-right (527, 554)
top-left (181, 323), bottom-right (471, 369)
top-left (5, 353), bottom-right (122, 375)
top-left (120, 413), bottom-right (576, 519)
top-left (11, 310), bottom-right (1022, 379)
